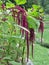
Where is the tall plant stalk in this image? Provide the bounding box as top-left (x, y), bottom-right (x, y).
top-left (41, 32), bottom-right (43, 44)
top-left (7, 42), bottom-right (11, 55)
top-left (32, 41), bottom-right (34, 58)
top-left (21, 46), bottom-right (25, 65)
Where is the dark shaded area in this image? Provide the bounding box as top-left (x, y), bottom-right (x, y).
top-left (9, 0), bottom-right (16, 5)
top-left (41, 43), bottom-right (49, 48)
top-left (36, 41), bottom-right (49, 49)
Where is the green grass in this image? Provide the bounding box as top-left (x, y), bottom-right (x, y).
top-left (44, 14), bottom-right (49, 22)
top-left (43, 14), bottom-right (49, 43)
top-left (43, 29), bottom-right (49, 43)
top-left (33, 44), bottom-right (49, 65)
top-left (27, 43), bottom-right (49, 65)
top-left (44, 14), bottom-right (49, 28)
top-left (36, 30), bottom-right (49, 44)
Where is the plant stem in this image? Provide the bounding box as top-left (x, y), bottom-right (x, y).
top-left (7, 42), bottom-right (10, 55)
top-left (41, 32), bottom-right (43, 44)
top-left (27, 41), bottom-right (29, 62)
top-left (21, 46), bottom-right (25, 65)
top-left (6, 60), bottom-right (9, 65)
top-left (32, 41), bottom-right (33, 58)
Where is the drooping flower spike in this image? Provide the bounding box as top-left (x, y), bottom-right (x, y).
top-left (2, 4), bottom-right (5, 10)
top-left (29, 28), bottom-right (35, 42)
top-left (38, 17), bottom-right (44, 33)
top-left (38, 17), bottom-right (44, 43)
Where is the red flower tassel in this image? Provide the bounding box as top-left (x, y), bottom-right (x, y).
top-left (30, 28), bottom-right (35, 41)
top-left (38, 17), bottom-right (44, 43)
top-left (15, 5), bottom-right (25, 13)
top-left (10, 6), bottom-right (30, 61)
top-left (29, 28), bottom-right (35, 58)
top-left (2, 4), bottom-right (5, 10)
top-left (38, 21), bottom-right (44, 33)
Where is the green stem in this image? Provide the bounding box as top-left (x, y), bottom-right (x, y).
top-left (6, 60), bottom-right (9, 65)
top-left (27, 42), bottom-right (29, 62)
top-left (32, 41), bottom-right (33, 58)
top-left (7, 42), bottom-right (10, 55)
top-left (22, 46), bottom-right (25, 65)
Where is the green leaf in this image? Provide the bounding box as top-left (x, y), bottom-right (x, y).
top-left (3, 56), bottom-right (11, 60)
top-left (0, 33), bottom-right (22, 38)
top-left (9, 61), bottom-right (21, 65)
top-left (0, 63), bottom-right (4, 65)
top-left (0, 48), bottom-right (4, 52)
top-left (32, 4), bottom-right (40, 10)
top-left (39, 8), bottom-right (44, 13)
top-left (15, 0), bottom-right (26, 5)
top-left (28, 11), bottom-right (39, 18)
top-left (27, 16), bottom-right (39, 29)
top-left (0, 0), bottom-right (2, 6)
top-left (6, 2), bottom-right (15, 8)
